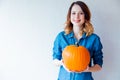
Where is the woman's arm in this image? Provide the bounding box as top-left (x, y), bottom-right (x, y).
top-left (85, 64), bottom-right (102, 72)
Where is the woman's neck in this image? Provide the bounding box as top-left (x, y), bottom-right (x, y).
top-left (73, 26), bottom-right (81, 34)
top-left (73, 25), bottom-right (82, 40)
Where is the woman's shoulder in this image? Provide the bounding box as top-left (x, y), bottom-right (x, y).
top-left (57, 31), bottom-right (65, 36)
top-left (89, 33), bottom-right (101, 39)
top-left (55, 31), bottom-right (66, 39)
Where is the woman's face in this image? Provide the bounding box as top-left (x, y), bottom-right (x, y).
top-left (70, 4), bottom-right (85, 27)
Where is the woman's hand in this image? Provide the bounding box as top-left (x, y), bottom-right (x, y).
top-left (53, 59), bottom-right (63, 67)
top-left (53, 59), bottom-right (72, 72)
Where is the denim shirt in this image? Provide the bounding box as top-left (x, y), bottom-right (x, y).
top-left (52, 31), bottom-right (103, 80)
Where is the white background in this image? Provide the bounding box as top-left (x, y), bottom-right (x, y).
top-left (0, 0), bottom-right (120, 80)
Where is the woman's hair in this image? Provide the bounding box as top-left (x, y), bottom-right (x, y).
top-left (64, 1), bottom-right (94, 36)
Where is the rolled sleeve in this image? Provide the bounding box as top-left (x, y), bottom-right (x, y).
top-left (93, 37), bottom-right (103, 67)
top-left (52, 33), bottom-right (62, 60)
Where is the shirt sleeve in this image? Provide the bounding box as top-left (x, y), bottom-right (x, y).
top-left (92, 36), bottom-right (103, 67)
top-left (52, 33), bottom-right (62, 60)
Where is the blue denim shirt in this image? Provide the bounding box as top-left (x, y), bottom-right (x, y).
top-left (52, 31), bottom-right (103, 80)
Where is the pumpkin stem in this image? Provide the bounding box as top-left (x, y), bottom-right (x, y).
top-left (75, 42), bottom-right (79, 47)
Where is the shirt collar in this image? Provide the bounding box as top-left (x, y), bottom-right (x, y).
top-left (65, 31), bottom-right (87, 39)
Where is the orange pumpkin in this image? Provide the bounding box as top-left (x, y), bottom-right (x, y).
top-left (62, 45), bottom-right (90, 72)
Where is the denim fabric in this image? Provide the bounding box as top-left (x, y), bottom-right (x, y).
top-left (53, 31), bottom-right (103, 80)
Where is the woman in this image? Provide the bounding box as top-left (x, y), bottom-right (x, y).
top-left (52, 1), bottom-right (103, 80)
